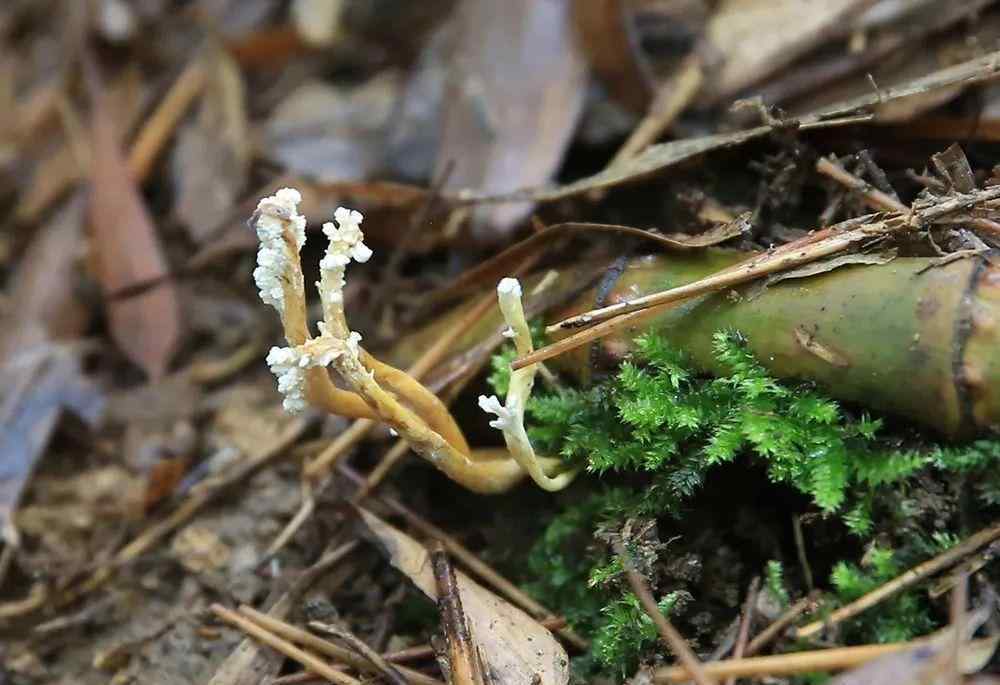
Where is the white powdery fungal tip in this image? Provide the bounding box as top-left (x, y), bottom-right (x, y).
top-left (501, 326), bottom-right (517, 339)
top-left (497, 277), bottom-right (522, 298)
top-left (266, 346), bottom-right (308, 414)
top-left (253, 187), bottom-right (308, 312)
top-left (321, 206), bottom-right (372, 273)
top-left (265, 331), bottom-right (365, 415)
top-left (478, 394), bottom-right (516, 432)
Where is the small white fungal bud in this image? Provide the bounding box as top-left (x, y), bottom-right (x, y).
top-left (497, 277), bottom-right (522, 298)
top-left (496, 277), bottom-right (528, 346)
top-left (478, 394), bottom-right (517, 432)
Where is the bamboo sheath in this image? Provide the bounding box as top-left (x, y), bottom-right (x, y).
top-left (393, 250), bottom-right (1000, 437)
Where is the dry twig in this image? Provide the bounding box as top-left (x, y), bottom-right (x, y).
top-left (795, 520), bottom-right (1000, 638)
top-left (239, 605), bottom-right (442, 685)
top-left (614, 539), bottom-right (715, 685)
top-left (308, 618), bottom-right (409, 685)
top-left (653, 638), bottom-right (998, 683)
top-left (211, 604), bottom-right (361, 685)
top-left (725, 577), bottom-right (759, 685)
top-left (431, 542), bottom-right (486, 685)
top-left (745, 592), bottom-right (820, 656)
top-left (338, 465), bottom-right (589, 650)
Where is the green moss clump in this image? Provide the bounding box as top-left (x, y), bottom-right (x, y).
top-left (526, 330), bottom-right (895, 512)
top-left (486, 329), bottom-right (1000, 678)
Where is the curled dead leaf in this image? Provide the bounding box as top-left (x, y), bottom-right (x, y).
top-left (355, 507), bottom-right (569, 685)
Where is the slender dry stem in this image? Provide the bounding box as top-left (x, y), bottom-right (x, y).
top-left (653, 639), bottom-right (998, 683)
top-left (794, 519), bottom-right (1000, 638)
top-left (338, 465), bottom-right (589, 650)
top-left (431, 542), bottom-right (486, 685)
top-left (745, 592), bottom-right (820, 656)
top-left (239, 605), bottom-right (442, 685)
top-left (725, 577), bottom-right (760, 685)
top-left (614, 539), bottom-right (715, 685)
top-left (212, 604), bottom-right (361, 685)
top-left (308, 619), bottom-right (409, 685)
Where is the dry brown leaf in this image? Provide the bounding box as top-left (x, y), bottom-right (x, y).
top-left (172, 524), bottom-right (231, 573)
top-left (261, 73), bottom-right (400, 181)
top-left (572, 0), bottom-right (653, 114)
top-left (0, 344), bottom-right (104, 544)
top-left (455, 124), bottom-right (773, 204)
top-left (291, 0), bottom-right (345, 47)
top-left (435, 0), bottom-right (588, 238)
top-left (85, 58), bottom-right (182, 381)
top-left (455, 49), bottom-right (1000, 205)
top-left (702, 0), bottom-right (878, 102)
top-left (0, 195), bottom-right (88, 361)
top-left (753, 0), bottom-right (997, 112)
top-left (356, 507), bottom-right (569, 685)
top-left (811, 48), bottom-right (1000, 123)
top-left (762, 249), bottom-right (898, 288)
top-left (828, 634), bottom-right (998, 685)
top-left (173, 45), bottom-right (250, 242)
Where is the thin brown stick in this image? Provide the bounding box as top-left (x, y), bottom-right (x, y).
top-left (212, 604), bottom-right (361, 685)
top-left (607, 53), bottom-right (704, 168)
top-left (266, 621), bottom-right (572, 685)
top-left (512, 224), bottom-right (848, 370)
top-left (793, 516), bottom-right (815, 592)
top-left (725, 577), bottom-right (760, 685)
top-left (518, 186), bottom-right (1000, 370)
top-left (545, 218), bottom-right (894, 334)
top-left (381, 616), bottom-right (569, 664)
top-left (614, 539), bottom-right (715, 685)
top-left (745, 592), bottom-right (820, 656)
top-left (946, 574), bottom-right (969, 685)
top-left (304, 419), bottom-right (376, 480)
top-left (308, 619), bottom-right (409, 685)
top-left (816, 156), bottom-right (907, 213)
top-left (352, 439), bottom-right (410, 501)
top-left (431, 542), bottom-right (486, 685)
top-left (794, 520), bottom-right (1000, 638)
top-left (540, 183), bottom-right (1000, 344)
top-left (263, 480), bottom-right (319, 559)
top-left (239, 606), bottom-right (442, 685)
top-left (338, 464), bottom-right (589, 650)
top-left (127, 58), bottom-right (207, 181)
top-left (654, 638), bottom-right (998, 683)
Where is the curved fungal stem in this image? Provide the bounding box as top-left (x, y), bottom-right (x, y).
top-left (478, 278), bottom-right (579, 491)
top-left (252, 189), bottom-right (524, 493)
